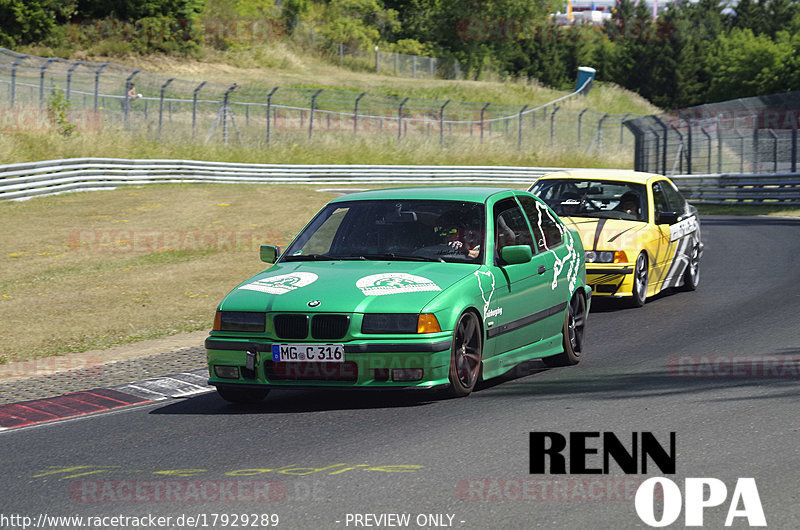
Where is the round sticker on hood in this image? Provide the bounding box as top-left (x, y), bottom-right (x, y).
top-left (356, 273), bottom-right (442, 296)
top-left (239, 272), bottom-right (318, 295)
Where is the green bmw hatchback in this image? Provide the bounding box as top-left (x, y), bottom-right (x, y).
top-left (206, 187), bottom-right (591, 402)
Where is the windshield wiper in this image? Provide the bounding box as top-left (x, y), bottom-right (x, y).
top-left (358, 253), bottom-right (445, 263)
top-left (282, 254), bottom-right (335, 261)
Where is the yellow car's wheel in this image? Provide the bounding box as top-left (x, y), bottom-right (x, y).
top-left (680, 244), bottom-right (700, 291)
top-left (630, 252), bottom-right (648, 307)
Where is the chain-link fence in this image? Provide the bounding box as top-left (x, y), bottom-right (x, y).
top-left (625, 92), bottom-right (800, 175)
top-left (0, 47), bottom-right (638, 154)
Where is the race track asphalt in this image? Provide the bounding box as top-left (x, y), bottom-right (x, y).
top-left (1, 215), bottom-right (798, 529)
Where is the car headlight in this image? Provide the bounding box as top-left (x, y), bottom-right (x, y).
top-left (585, 251), bottom-right (629, 263)
top-left (362, 313), bottom-right (442, 334)
top-left (213, 310), bottom-right (266, 332)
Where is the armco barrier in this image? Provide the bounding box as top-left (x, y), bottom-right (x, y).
top-left (670, 173), bottom-right (800, 205)
top-left (2, 159), bottom-right (798, 204)
top-left (0, 158), bottom-right (564, 201)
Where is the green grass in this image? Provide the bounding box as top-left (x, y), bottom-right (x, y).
top-left (695, 204), bottom-right (800, 216)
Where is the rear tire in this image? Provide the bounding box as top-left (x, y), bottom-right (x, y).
top-left (445, 311), bottom-right (483, 398)
top-left (216, 387), bottom-right (270, 404)
top-left (543, 293), bottom-right (586, 367)
top-left (680, 243), bottom-right (700, 291)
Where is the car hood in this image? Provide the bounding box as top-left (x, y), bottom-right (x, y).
top-left (560, 216), bottom-right (649, 251)
top-left (219, 260), bottom-right (479, 314)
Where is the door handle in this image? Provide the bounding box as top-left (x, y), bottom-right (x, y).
top-left (537, 265), bottom-right (547, 275)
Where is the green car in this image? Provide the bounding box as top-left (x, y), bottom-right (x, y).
top-left (206, 187), bottom-right (591, 402)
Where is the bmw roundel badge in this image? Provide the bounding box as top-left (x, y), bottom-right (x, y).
top-left (308, 300), bottom-right (321, 307)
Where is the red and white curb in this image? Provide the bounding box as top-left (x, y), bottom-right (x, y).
top-left (0, 371), bottom-right (212, 431)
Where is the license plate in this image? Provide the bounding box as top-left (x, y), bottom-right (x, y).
top-left (272, 344), bottom-right (345, 363)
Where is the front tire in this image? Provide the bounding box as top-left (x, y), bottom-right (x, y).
top-left (630, 252), bottom-right (648, 307)
top-left (445, 311), bottom-right (483, 398)
top-left (216, 387), bottom-right (270, 404)
top-left (543, 293), bottom-right (586, 367)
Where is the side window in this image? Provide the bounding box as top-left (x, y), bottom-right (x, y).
top-left (493, 198), bottom-right (534, 261)
top-left (517, 195), bottom-right (562, 252)
top-left (652, 182), bottom-right (670, 220)
top-left (517, 195), bottom-right (563, 250)
top-left (661, 180), bottom-right (688, 216)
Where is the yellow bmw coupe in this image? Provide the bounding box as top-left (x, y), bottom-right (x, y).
top-left (530, 170), bottom-right (703, 307)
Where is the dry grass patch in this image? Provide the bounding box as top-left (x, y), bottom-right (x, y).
top-left (0, 184), bottom-right (341, 363)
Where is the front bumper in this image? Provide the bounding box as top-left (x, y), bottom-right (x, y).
top-left (206, 337), bottom-right (453, 389)
top-left (585, 264), bottom-right (634, 297)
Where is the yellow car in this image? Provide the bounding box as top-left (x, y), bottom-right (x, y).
top-left (529, 170), bottom-right (703, 307)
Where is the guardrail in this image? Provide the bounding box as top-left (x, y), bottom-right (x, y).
top-left (671, 173), bottom-right (800, 205)
top-left (0, 158), bottom-right (565, 201)
top-left (3, 160), bottom-right (797, 204)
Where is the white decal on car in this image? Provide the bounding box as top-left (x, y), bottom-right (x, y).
top-left (473, 270), bottom-right (497, 319)
top-left (535, 201), bottom-right (580, 292)
top-left (239, 272), bottom-right (319, 295)
top-left (669, 215), bottom-right (698, 241)
top-left (356, 273), bottom-right (442, 296)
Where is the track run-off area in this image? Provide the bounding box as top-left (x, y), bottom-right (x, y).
top-left (1, 215), bottom-right (799, 529)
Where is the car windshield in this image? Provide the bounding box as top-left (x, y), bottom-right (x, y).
top-left (530, 179), bottom-right (648, 222)
top-left (282, 199), bottom-right (486, 264)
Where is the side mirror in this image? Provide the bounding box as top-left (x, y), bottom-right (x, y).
top-left (260, 245), bottom-right (280, 264)
top-left (501, 245), bottom-right (533, 265)
top-left (657, 211), bottom-right (679, 225)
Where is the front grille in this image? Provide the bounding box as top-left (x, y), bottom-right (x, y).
top-left (273, 314), bottom-right (309, 339)
top-left (266, 361), bottom-right (358, 382)
top-left (311, 315), bottom-right (350, 340)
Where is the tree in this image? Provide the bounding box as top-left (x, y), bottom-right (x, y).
top-left (0, 0), bottom-right (76, 47)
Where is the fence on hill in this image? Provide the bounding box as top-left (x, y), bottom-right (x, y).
top-left (0, 48), bottom-right (637, 154)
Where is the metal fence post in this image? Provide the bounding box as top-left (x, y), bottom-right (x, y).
top-left (682, 112), bottom-right (693, 175)
top-left (374, 46), bottom-right (379, 73)
top-left (752, 116), bottom-right (759, 173)
top-left (398, 97), bottom-right (409, 141)
top-left (123, 70), bottom-right (140, 128)
top-left (265, 87), bottom-right (278, 145)
top-left (792, 121), bottom-right (798, 173)
top-left (191, 81), bottom-right (207, 139)
top-left (653, 116), bottom-right (668, 175)
top-left (735, 129), bottom-right (745, 174)
top-left (620, 113), bottom-right (631, 145)
top-left (577, 108), bottom-right (588, 146)
top-left (480, 103), bottom-right (490, 143)
top-left (158, 78), bottom-right (176, 138)
top-left (39, 58), bottom-right (56, 107)
top-left (518, 105), bottom-right (528, 150)
top-left (339, 43), bottom-right (344, 65)
top-left (94, 63), bottom-right (109, 111)
top-left (700, 127), bottom-right (712, 173)
top-left (309, 89), bottom-right (323, 139)
top-left (768, 129), bottom-right (778, 173)
top-left (439, 100), bottom-right (450, 148)
top-left (10, 56), bottom-right (25, 109)
top-left (354, 92), bottom-right (366, 135)
top-left (716, 115), bottom-right (723, 174)
top-left (65, 62), bottom-right (81, 101)
top-left (550, 106), bottom-right (560, 146)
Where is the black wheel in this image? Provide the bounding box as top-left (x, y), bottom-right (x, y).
top-left (630, 252), bottom-right (648, 307)
top-left (680, 243), bottom-right (700, 291)
top-left (445, 311), bottom-right (483, 398)
top-left (543, 293), bottom-right (586, 367)
top-left (216, 387), bottom-right (270, 404)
